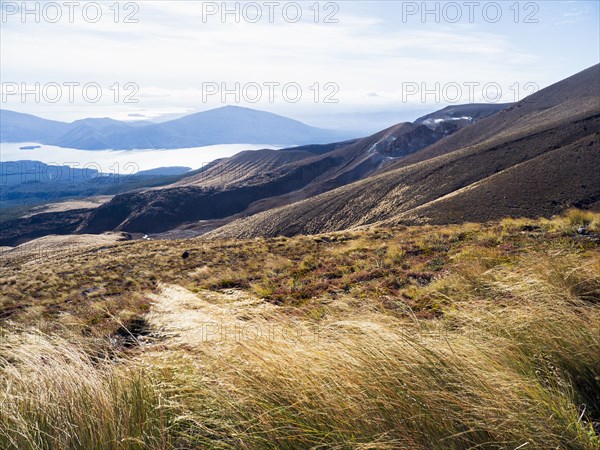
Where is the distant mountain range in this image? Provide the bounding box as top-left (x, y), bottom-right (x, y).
top-left (0, 106), bottom-right (353, 150)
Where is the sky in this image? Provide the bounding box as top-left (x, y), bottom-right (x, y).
top-left (1, 0), bottom-right (599, 133)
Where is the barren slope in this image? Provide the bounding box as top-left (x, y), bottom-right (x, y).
top-left (389, 64), bottom-right (600, 169)
top-left (209, 65), bottom-right (600, 239)
top-left (75, 122), bottom-right (444, 235)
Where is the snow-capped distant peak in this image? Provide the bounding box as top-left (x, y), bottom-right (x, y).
top-left (423, 116), bottom-right (472, 126)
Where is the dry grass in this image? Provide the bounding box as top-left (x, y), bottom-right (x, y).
top-left (566, 208), bottom-right (596, 229)
top-left (1, 211), bottom-right (599, 449)
top-left (0, 331), bottom-right (173, 450)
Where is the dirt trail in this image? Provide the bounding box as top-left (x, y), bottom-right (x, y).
top-left (144, 284), bottom-right (401, 354)
top-left (146, 284), bottom-right (280, 349)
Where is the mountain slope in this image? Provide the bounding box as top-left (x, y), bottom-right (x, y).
top-left (208, 64), bottom-right (600, 239)
top-left (388, 64), bottom-right (600, 170)
top-left (392, 133), bottom-right (600, 224)
top-left (414, 103), bottom-right (512, 138)
top-left (75, 121), bottom-right (449, 234)
top-left (414, 103), bottom-right (511, 127)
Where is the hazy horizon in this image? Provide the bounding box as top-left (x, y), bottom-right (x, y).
top-left (2, 1), bottom-right (598, 132)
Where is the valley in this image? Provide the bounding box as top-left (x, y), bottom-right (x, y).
top-left (2, 65), bottom-right (598, 247)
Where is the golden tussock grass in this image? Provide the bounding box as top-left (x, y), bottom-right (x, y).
top-left (1, 210), bottom-right (599, 449)
top-left (0, 331), bottom-right (173, 450)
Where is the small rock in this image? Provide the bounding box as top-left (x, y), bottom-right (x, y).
top-left (521, 225), bottom-right (541, 232)
top-left (181, 251), bottom-right (190, 260)
top-left (82, 286), bottom-right (99, 296)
